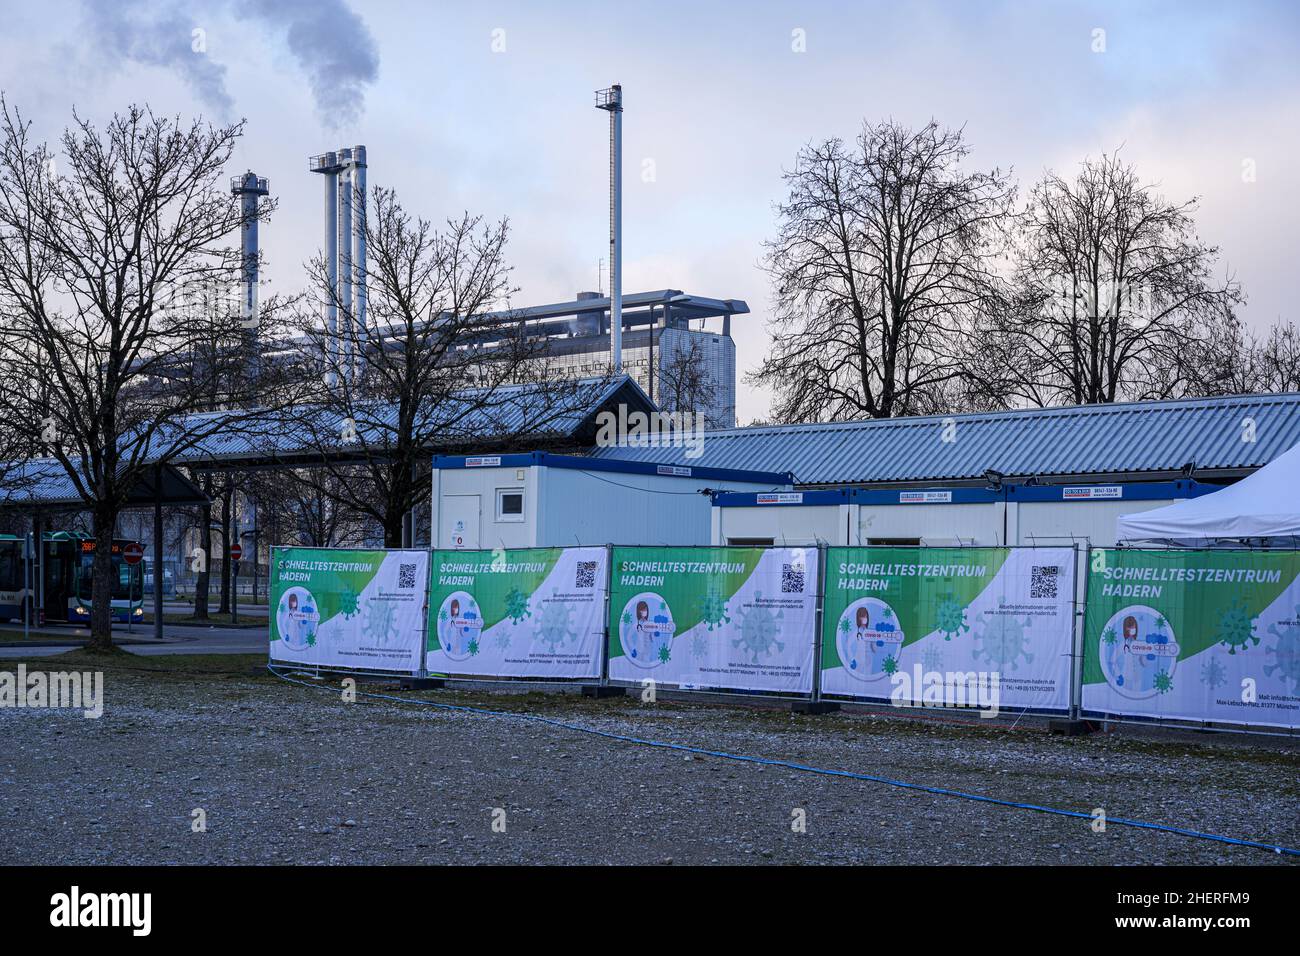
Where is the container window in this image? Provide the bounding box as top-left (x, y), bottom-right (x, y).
top-left (496, 489), bottom-right (525, 522)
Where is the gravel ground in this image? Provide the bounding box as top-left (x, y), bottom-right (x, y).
top-left (1, 652), bottom-right (1297, 865)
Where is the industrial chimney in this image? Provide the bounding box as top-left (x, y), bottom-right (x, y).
top-left (230, 171), bottom-right (270, 333)
top-left (309, 145), bottom-right (368, 382)
top-left (595, 84), bottom-right (623, 373)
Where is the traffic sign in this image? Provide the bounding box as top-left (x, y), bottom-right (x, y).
top-left (123, 541), bottom-right (145, 566)
top-left (229, 543), bottom-right (244, 561)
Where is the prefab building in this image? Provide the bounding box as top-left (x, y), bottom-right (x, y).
top-left (712, 481), bottom-right (1224, 548)
top-left (595, 393), bottom-right (1300, 549)
top-left (431, 452), bottom-right (792, 550)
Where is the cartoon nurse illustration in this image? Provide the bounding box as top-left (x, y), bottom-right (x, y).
top-left (846, 605), bottom-right (870, 670)
top-left (635, 600), bottom-right (651, 656)
top-left (1121, 614), bottom-right (1150, 690)
top-left (285, 592), bottom-right (300, 644)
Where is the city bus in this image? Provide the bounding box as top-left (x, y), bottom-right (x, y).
top-left (47, 532), bottom-right (145, 624)
top-left (0, 534), bottom-right (32, 622)
top-left (0, 532), bottom-right (144, 624)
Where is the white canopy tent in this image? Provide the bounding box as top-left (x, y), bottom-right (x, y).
top-left (1116, 441), bottom-right (1300, 546)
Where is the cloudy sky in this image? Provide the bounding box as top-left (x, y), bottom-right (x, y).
top-left (1, 0), bottom-right (1296, 422)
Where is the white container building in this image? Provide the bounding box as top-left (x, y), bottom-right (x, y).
top-left (712, 481), bottom-right (1222, 548)
top-left (432, 452), bottom-right (792, 550)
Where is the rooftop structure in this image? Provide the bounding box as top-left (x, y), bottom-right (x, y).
top-left (592, 393), bottom-right (1300, 487)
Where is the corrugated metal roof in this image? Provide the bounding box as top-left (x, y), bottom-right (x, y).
top-left (0, 462), bottom-right (207, 510)
top-left (592, 393), bottom-right (1300, 486)
top-left (0, 377), bottom-right (651, 508)
top-left (167, 375), bottom-right (649, 465)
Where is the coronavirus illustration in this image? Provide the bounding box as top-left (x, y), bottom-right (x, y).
top-left (922, 644), bottom-right (945, 673)
top-left (732, 592), bottom-right (785, 663)
top-left (534, 591), bottom-right (576, 649)
top-left (504, 587), bottom-right (531, 624)
top-left (1264, 607), bottom-right (1300, 691)
top-left (881, 654), bottom-right (899, 675)
top-left (691, 634), bottom-right (708, 659)
top-left (1199, 655), bottom-right (1227, 690)
top-left (933, 594), bottom-right (970, 641)
top-left (1102, 625), bottom-right (1117, 645)
top-left (1215, 599), bottom-right (1259, 654)
top-left (363, 596), bottom-right (397, 643)
top-left (971, 615), bottom-right (1034, 671)
top-left (698, 589), bottom-right (731, 631)
top-left (338, 588), bottom-right (360, 619)
top-left (1153, 670), bottom-right (1174, 694)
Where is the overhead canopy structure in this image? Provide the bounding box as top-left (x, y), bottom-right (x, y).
top-left (1116, 441), bottom-right (1300, 546)
top-left (169, 374), bottom-right (655, 471)
top-left (0, 460), bottom-right (208, 514)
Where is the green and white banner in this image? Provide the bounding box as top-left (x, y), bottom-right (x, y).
top-left (821, 547), bottom-right (1076, 710)
top-left (426, 547), bottom-right (607, 679)
top-left (608, 546), bottom-right (818, 694)
top-left (1083, 549), bottom-right (1300, 728)
top-left (269, 548), bottom-right (429, 673)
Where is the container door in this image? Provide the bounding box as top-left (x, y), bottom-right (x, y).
top-left (441, 495), bottom-right (480, 550)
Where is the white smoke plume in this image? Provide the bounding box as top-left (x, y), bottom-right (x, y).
top-left (80, 0), bottom-right (379, 129)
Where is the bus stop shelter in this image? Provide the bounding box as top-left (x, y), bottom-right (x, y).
top-left (0, 461), bottom-right (208, 640)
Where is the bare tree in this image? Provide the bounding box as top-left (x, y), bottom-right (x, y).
top-left (286, 187), bottom-right (609, 547)
top-left (970, 152), bottom-right (1243, 407)
top-left (750, 120), bottom-right (1015, 421)
top-left (1252, 321), bottom-right (1300, 393)
top-left (1144, 314), bottom-right (1300, 399)
top-left (247, 468), bottom-right (362, 548)
top-left (0, 100), bottom-right (300, 649)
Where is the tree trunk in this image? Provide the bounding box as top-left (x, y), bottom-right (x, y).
top-left (88, 507), bottom-right (117, 651)
top-left (195, 476), bottom-right (212, 620)
top-left (218, 480), bottom-right (232, 614)
top-left (383, 511), bottom-right (403, 549)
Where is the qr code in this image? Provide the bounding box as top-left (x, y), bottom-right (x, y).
top-left (781, 563), bottom-right (806, 593)
top-left (1030, 565), bottom-right (1059, 599)
top-left (575, 561), bottom-right (597, 589)
top-left (398, 563), bottom-right (418, 589)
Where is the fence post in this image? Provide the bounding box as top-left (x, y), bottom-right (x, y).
top-left (1050, 543), bottom-right (1094, 735)
top-left (811, 543), bottom-right (826, 704)
top-left (1071, 546), bottom-right (1092, 717)
top-left (1073, 544), bottom-right (1091, 721)
top-left (418, 546), bottom-right (432, 679)
top-left (582, 544), bottom-right (623, 698)
top-left (795, 543), bottom-right (838, 714)
top-left (600, 543), bottom-right (612, 688)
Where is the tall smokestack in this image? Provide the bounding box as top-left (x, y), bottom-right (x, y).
top-left (338, 147), bottom-right (354, 380)
top-left (309, 151), bottom-right (341, 384)
top-left (230, 171), bottom-right (269, 332)
top-left (352, 144), bottom-right (367, 380)
top-left (596, 84), bottom-right (623, 373)
top-left (311, 146), bottom-right (368, 384)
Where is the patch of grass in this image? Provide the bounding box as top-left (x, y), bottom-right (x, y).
top-left (173, 594), bottom-right (268, 607)
top-left (141, 612), bottom-right (266, 628)
top-left (6, 650), bottom-right (269, 680)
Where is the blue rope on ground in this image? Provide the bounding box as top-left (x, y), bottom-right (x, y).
top-left (268, 666), bottom-right (1299, 858)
